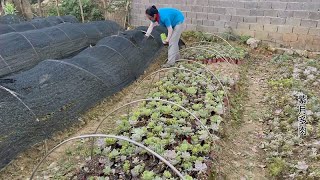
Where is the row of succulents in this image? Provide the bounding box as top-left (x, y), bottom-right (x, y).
top-left (263, 55), bottom-right (320, 178)
top-left (181, 44), bottom-right (247, 65)
top-left (181, 31), bottom-right (248, 65)
top-left (71, 60), bottom-right (238, 179)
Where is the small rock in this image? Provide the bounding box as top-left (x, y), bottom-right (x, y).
top-left (233, 161), bottom-right (241, 168)
top-left (289, 173), bottom-right (296, 178)
top-left (251, 146), bottom-right (258, 153)
top-left (48, 162), bottom-right (57, 169)
top-left (246, 38), bottom-right (260, 49)
top-left (284, 49), bottom-right (294, 55)
top-left (259, 164), bottom-right (266, 168)
top-left (312, 140), bottom-right (320, 148)
top-left (296, 161), bottom-right (308, 171)
top-left (295, 49), bottom-right (308, 57)
top-left (267, 46), bottom-right (276, 52)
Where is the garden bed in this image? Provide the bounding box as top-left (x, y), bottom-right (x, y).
top-left (27, 32), bottom-right (247, 180)
top-left (263, 54), bottom-right (320, 178)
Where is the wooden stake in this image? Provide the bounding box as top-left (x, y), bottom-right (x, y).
top-left (78, 0), bottom-right (84, 23)
top-left (19, 0), bottom-right (24, 16)
top-left (124, 0), bottom-right (130, 29)
top-left (37, 0), bottom-right (42, 17)
top-left (55, 0), bottom-right (60, 16)
top-left (101, 0), bottom-right (107, 20)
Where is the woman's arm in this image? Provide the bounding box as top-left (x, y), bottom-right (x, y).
top-left (145, 22), bottom-right (157, 37)
top-left (165, 26), bottom-right (173, 43)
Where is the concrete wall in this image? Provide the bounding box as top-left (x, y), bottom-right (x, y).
top-left (130, 0), bottom-right (320, 51)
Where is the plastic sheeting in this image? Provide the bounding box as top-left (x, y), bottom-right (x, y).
top-left (0, 20), bottom-right (123, 77)
top-left (0, 15), bottom-right (78, 35)
top-left (0, 26), bottom-right (166, 169)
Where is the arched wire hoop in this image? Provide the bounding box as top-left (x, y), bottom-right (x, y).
top-left (187, 40), bottom-right (228, 49)
top-left (184, 41), bottom-right (238, 60)
top-left (128, 67), bottom-right (218, 103)
top-left (0, 85), bottom-right (39, 121)
top-left (94, 98), bottom-right (216, 143)
top-left (7, 24), bottom-right (17, 32)
top-left (0, 54), bottom-right (12, 72)
top-left (17, 33), bottom-right (40, 58)
top-left (128, 66), bottom-right (228, 117)
top-left (45, 60), bottom-right (106, 86)
top-left (29, 134), bottom-right (185, 180)
top-left (201, 32), bottom-right (236, 52)
top-left (186, 40), bottom-right (235, 56)
top-left (175, 59), bottom-right (230, 115)
top-left (110, 35), bottom-right (140, 49)
top-left (163, 46), bottom-right (231, 65)
top-left (180, 45), bottom-right (235, 64)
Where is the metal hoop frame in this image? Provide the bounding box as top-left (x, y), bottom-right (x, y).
top-left (29, 134), bottom-right (185, 180)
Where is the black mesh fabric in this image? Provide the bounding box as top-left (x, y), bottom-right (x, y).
top-left (0, 15), bottom-right (79, 35)
top-left (0, 26), bottom-right (166, 169)
top-left (0, 14), bottom-right (25, 24)
top-left (0, 20), bottom-right (123, 77)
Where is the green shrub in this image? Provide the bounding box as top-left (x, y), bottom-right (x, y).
top-left (240, 35), bottom-right (251, 44)
top-left (4, 3), bottom-right (18, 15)
top-left (268, 157), bottom-right (287, 177)
top-left (47, 0), bottom-right (104, 22)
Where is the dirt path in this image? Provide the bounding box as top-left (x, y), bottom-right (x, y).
top-left (216, 53), bottom-right (272, 179)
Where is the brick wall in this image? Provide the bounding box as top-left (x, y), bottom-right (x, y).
top-left (130, 0), bottom-right (320, 51)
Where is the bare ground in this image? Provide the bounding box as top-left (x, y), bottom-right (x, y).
top-left (214, 50), bottom-right (275, 180)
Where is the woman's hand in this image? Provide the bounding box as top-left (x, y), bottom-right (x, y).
top-left (163, 40), bottom-right (169, 45)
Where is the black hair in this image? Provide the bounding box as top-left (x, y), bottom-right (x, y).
top-left (146, 5), bottom-right (158, 16)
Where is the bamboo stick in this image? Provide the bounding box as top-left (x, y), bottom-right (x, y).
top-left (78, 0), bottom-right (84, 23)
top-left (55, 0), bottom-right (60, 16)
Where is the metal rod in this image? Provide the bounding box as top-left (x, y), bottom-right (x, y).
top-left (94, 98), bottom-right (215, 142)
top-left (29, 134), bottom-right (185, 180)
top-left (176, 59), bottom-right (231, 115)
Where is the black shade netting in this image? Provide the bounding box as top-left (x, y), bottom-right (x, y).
top-left (0, 20), bottom-right (123, 77)
top-left (0, 26), bottom-right (166, 169)
top-left (0, 15), bottom-right (79, 35)
top-left (0, 14), bottom-right (25, 24)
